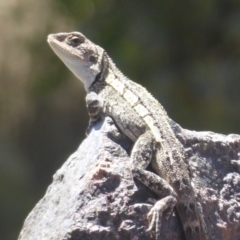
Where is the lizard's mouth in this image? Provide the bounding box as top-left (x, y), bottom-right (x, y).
top-left (47, 32), bottom-right (105, 91)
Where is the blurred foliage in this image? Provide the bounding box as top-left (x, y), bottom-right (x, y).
top-left (0, 0), bottom-right (240, 239)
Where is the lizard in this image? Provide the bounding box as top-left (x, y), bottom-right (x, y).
top-left (47, 31), bottom-right (208, 240)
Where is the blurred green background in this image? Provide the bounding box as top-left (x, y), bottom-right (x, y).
top-left (1, 1), bottom-right (240, 239)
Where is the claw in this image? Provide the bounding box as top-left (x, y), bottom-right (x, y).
top-left (147, 203), bottom-right (161, 230)
top-left (147, 205), bottom-right (161, 239)
top-left (146, 196), bottom-right (177, 239)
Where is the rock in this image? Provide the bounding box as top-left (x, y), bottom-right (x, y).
top-left (18, 118), bottom-right (240, 240)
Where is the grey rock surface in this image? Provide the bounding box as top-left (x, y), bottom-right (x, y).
top-left (172, 120), bottom-right (240, 240)
top-left (18, 118), bottom-right (240, 240)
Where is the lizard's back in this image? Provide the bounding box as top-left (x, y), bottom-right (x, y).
top-left (92, 66), bottom-right (207, 240)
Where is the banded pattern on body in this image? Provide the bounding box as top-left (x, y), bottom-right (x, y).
top-left (106, 75), bottom-right (164, 144)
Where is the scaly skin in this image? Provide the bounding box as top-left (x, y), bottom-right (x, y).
top-left (48, 32), bottom-right (208, 240)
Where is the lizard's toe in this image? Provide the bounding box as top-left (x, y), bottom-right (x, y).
top-left (146, 196), bottom-right (177, 239)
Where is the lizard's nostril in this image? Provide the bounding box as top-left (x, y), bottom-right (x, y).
top-left (55, 33), bottom-right (70, 42)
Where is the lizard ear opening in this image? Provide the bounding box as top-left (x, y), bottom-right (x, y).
top-left (89, 55), bottom-right (97, 64)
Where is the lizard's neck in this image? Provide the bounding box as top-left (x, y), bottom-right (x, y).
top-left (89, 56), bottom-right (129, 93)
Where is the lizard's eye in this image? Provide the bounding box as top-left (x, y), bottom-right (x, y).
top-left (67, 36), bottom-right (83, 47)
top-left (89, 55), bottom-right (97, 64)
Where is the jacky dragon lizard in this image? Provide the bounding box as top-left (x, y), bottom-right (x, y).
top-left (47, 31), bottom-right (208, 240)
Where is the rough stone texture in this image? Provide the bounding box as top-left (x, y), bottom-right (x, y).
top-left (18, 118), bottom-right (240, 240)
top-left (171, 120), bottom-right (240, 240)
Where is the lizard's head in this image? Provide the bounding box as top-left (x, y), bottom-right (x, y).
top-left (47, 32), bottom-right (107, 91)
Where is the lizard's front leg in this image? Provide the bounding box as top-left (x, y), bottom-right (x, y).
top-left (85, 92), bottom-right (103, 135)
top-left (131, 131), bottom-right (177, 239)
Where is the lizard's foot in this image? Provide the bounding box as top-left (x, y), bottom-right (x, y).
top-left (85, 119), bottom-right (99, 136)
top-left (147, 196), bottom-right (177, 239)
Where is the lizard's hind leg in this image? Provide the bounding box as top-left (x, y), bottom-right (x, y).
top-left (132, 167), bottom-right (177, 239)
top-left (130, 131), bottom-right (178, 239)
